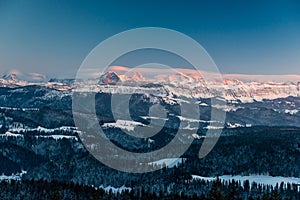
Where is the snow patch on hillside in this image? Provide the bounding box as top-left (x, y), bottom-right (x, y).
top-left (192, 175), bottom-right (300, 188)
top-left (284, 109), bottom-right (299, 115)
top-left (148, 158), bottom-right (185, 168)
top-left (9, 126), bottom-right (80, 134)
top-left (98, 185), bottom-right (132, 193)
top-left (0, 171), bottom-right (27, 181)
top-left (34, 135), bottom-right (78, 141)
top-left (0, 132), bottom-right (23, 138)
top-left (102, 120), bottom-right (146, 131)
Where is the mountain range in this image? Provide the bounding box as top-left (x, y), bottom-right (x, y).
top-left (0, 68), bottom-right (299, 130)
top-left (1, 68), bottom-right (299, 103)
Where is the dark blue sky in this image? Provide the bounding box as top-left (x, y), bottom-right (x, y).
top-left (0, 0), bottom-right (299, 77)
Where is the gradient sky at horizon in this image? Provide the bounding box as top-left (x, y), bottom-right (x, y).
top-left (0, 0), bottom-right (300, 77)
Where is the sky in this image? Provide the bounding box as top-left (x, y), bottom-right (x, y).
top-left (0, 0), bottom-right (300, 77)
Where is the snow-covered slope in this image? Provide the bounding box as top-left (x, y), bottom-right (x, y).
top-left (75, 79), bottom-right (300, 103)
top-left (222, 81), bottom-right (300, 102)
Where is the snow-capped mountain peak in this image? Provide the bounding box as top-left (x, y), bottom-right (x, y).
top-left (127, 71), bottom-right (146, 82)
top-left (2, 70), bottom-right (23, 81)
top-left (99, 71), bottom-right (123, 84)
top-left (166, 72), bottom-right (194, 83)
top-left (1, 70), bottom-right (47, 83)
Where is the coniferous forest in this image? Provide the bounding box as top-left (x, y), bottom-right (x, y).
top-left (1, 126), bottom-right (300, 199)
top-left (1, 178), bottom-right (300, 200)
